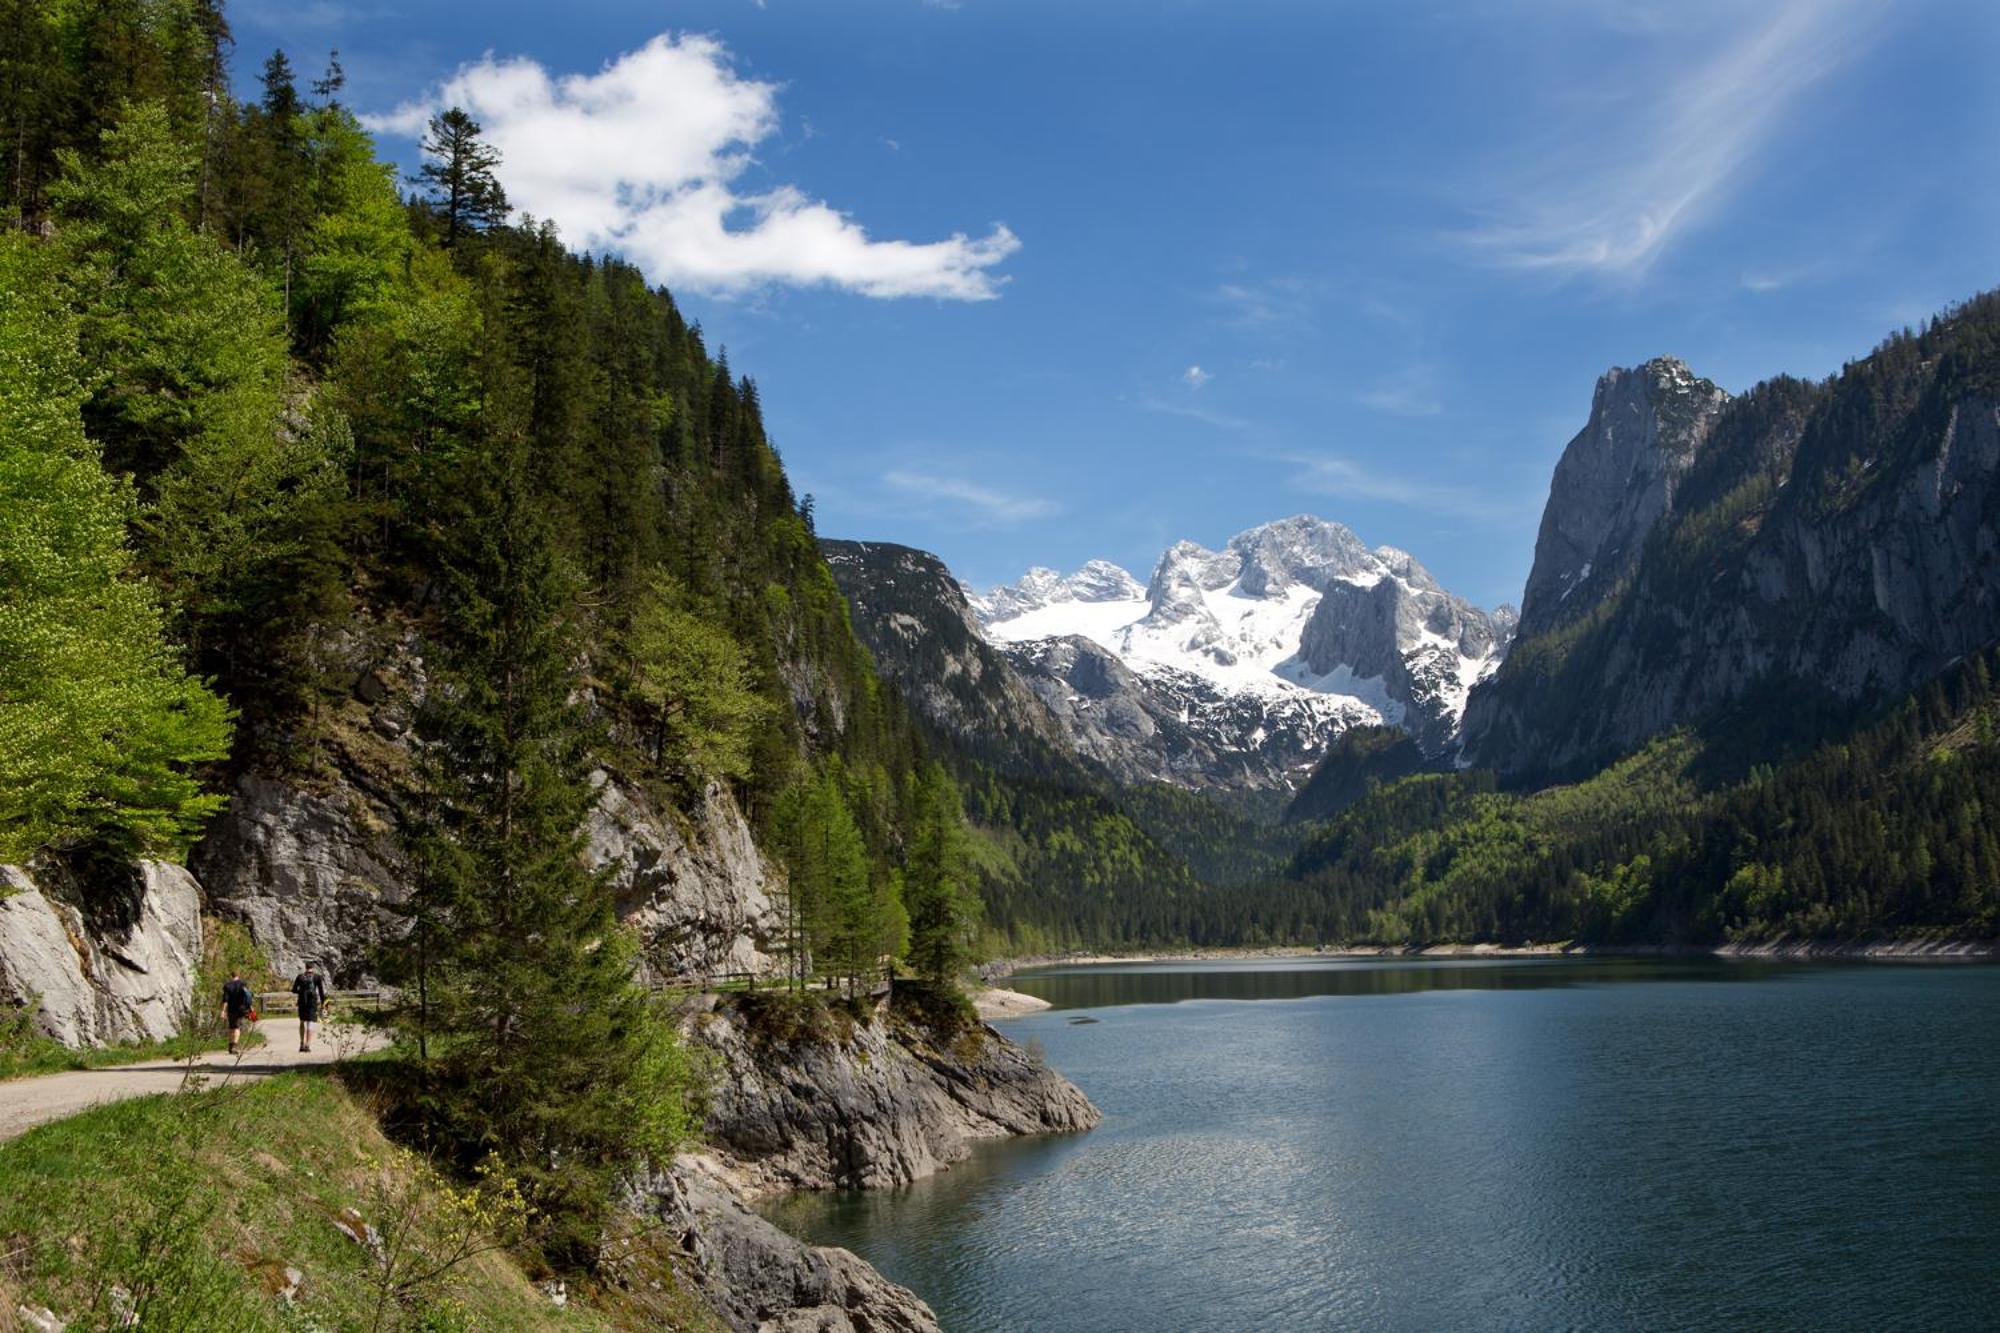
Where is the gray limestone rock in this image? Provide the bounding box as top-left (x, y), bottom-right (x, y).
top-left (192, 773), bottom-right (405, 986)
top-left (629, 1160), bottom-right (940, 1333)
top-left (586, 774), bottom-right (785, 983)
top-left (691, 997), bottom-right (1100, 1192)
top-left (1515, 357), bottom-right (1730, 641)
top-left (0, 861), bottom-right (203, 1047)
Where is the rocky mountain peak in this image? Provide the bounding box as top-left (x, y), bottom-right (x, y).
top-left (1514, 356), bottom-right (1730, 640)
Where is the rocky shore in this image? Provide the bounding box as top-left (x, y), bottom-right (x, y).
top-left (630, 989), bottom-right (1100, 1330)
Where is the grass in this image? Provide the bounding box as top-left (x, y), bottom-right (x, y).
top-left (0, 1071), bottom-right (618, 1331)
top-left (0, 1066), bottom-right (728, 1331)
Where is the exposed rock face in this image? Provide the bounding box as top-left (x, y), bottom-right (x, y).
top-left (1514, 357), bottom-right (1729, 640)
top-left (1465, 311), bottom-right (2000, 778)
top-left (691, 996), bottom-right (1100, 1192)
top-left (194, 762), bottom-right (785, 988)
top-left (818, 540), bottom-right (1071, 770)
top-left (630, 1159), bottom-right (940, 1333)
top-left (192, 773), bottom-right (405, 986)
top-left (1297, 550), bottom-right (1515, 755)
top-left (0, 861), bottom-right (202, 1047)
top-left (587, 775), bottom-right (784, 983)
top-left (1006, 635), bottom-right (1375, 789)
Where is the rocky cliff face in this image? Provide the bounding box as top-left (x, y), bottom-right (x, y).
top-left (690, 994), bottom-right (1100, 1193)
top-left (1465, 300), bottom-right (2000, 778)
top-left (191, 772), bottom-right (406, 986)
top-left (0, 861), bottom-right (202, 1046)
top-left (1514, 357), bottom-right (1729, 641)
top-left (630, 1158), bottom-right (941, 1333)
top-left (191, 766), bottom-right (785, 988)
top-left (818, 539), bottom-right (1072, 773)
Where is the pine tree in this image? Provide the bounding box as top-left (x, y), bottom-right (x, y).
top-left (902, 763), bottom-right (980, 988)
top-left (416, 107), bottom-right (508, 245)
top-left (388, 372), bottom-right (697, 1259)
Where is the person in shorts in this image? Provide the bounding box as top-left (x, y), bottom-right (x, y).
top-left (290, 963), bottom-right (327, 1052)
top-left (221, 970), bottom-right (254, 1054)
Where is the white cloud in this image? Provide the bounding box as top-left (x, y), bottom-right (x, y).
top-left (1460, 0), bottom-right (1880, 279)
top-left (366, 34), bottom-right (1019, 299)
top-left (881, 470), bottom-right (1055, 524)
top-left (1183, 364), bottom-right (1212, 390)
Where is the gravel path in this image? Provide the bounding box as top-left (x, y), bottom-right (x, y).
top-left (0, 1017), bottom-right (389, 1142)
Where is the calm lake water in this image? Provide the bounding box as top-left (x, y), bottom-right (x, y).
top-left (763, 957), bottom-right (2000, 1331)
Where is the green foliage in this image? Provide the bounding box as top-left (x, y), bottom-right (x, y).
top-left (0, 1073), bottom-right (628, 1329)
top-left (623, 572), bottom-right (770, 784)
top-left (51, 101), bottom-right (290, 483)
top-left (900, 764), bottom-right (981, 985)
top-left (772, 762), bottom-right (905, 993)
top-left (0, 231), bottom-right (231, 863)
top-left (385, 398), bottom-right (701, 1261)
top-left (1275, 648), bottom-right (2000, 945)
top-left (417, 107), bottom-right (510, 244)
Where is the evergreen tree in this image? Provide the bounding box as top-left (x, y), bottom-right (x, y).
top-left (902, 763), bottom-right (980, 987)
top-left (388, 381), bottom-right (697, 1260)
top-left (416, 107), bottom-right (508, 245)
top-left (0, 232), bottom-right (231, 863)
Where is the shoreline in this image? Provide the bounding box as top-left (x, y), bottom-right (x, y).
top-left (978, 936), bottom-right (2000, 980)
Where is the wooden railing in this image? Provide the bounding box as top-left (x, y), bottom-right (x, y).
top-left (255, 988), bottom-right (384, 1018)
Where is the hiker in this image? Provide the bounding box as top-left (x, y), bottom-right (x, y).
top-left (221, 970), bottom-right (254, 1054)
top-left (291, 962), bottom-right (328, 1053)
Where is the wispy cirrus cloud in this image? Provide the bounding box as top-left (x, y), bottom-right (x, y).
top-left (1459, 0), bottom-right (1882, 280)
top-left (366, 34), bottom-right (1018, 299)
top-left (1276, 452), bottom-right (1511, 522)
top-left (881, 470), bottom-right (1056, 524)
top-left (1137, 395), bottom-right (1253, 433)
top-left (1211, 276), bottom-right (1315, 331)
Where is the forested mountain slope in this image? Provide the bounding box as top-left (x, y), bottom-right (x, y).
top-left (1464, 301), bottom-right (2000, 781)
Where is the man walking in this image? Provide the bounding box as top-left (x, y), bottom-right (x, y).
top-left (291, 962), bottom-right (328, 1053)
top-left (221, 970), bottom-right (254, 1055)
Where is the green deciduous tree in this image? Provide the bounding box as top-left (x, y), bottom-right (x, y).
top-left (0, 232), bottom-right (230, 864)
top-left (624, 572), bottom-right (769, 785)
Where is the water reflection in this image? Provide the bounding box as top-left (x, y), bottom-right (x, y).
top-left (1006, 955), bottom-right (1796, 1011)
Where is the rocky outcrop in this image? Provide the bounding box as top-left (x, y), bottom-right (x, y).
top-left (0, 861), bottom-right (202, 1047)
top-left (1514, 357), bottom-right (1729, 641)
top-left (1296, 551), bottom-right (1514, 755)
top-left (192, 773), bottom-right (406, 986)
top-left (630, 1159), bottom-right (940, 1333)
top-left (690, 994), bottom-right (1100, 1193)
top-left (588, 775), bottom-right (784, 983)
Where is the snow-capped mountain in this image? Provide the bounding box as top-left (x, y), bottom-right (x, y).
top-left (971, 516), bottom-right (1515, 781)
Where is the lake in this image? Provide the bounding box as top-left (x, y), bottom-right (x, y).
top-left (763, 956), bottom-right (2000, 1331)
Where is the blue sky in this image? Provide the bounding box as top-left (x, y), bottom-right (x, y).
top-left (232, 0), bottom-right (1999, 609)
